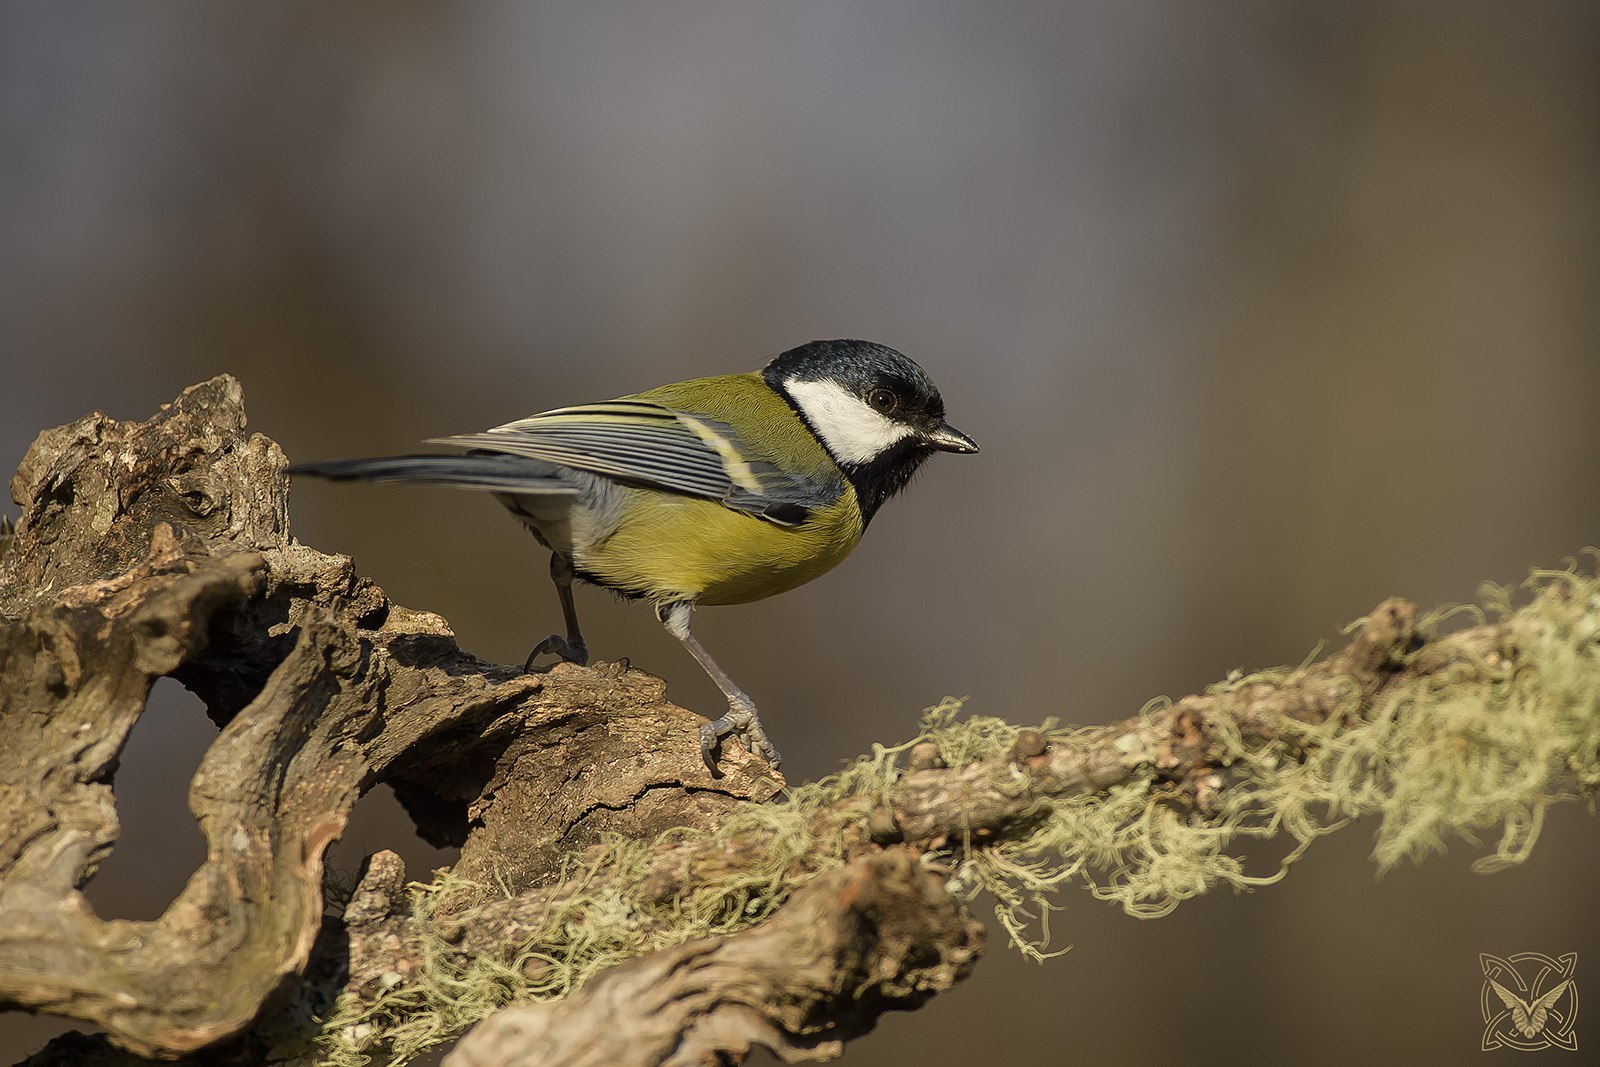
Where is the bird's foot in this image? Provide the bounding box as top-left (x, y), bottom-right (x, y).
top-left (523, 634), bottom-right (589, 673)
top-left (699, 700), bottom-right (782, 775)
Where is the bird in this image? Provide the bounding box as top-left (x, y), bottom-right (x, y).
top-left (289, 339), bottom-right (978, 772)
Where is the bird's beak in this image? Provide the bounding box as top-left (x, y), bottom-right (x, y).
top-left (924, 421), bottom-right (980, 454)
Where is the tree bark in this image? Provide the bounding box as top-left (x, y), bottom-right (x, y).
top-left (442, 849), bottom-right (983, 1067)
top-left (2, 378), bottom-right (1594, 1066)
top-left (0, 378), bottom-right (778, 1061)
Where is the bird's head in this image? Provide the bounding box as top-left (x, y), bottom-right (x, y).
top-left (764, 339), bottom-right (977, 522)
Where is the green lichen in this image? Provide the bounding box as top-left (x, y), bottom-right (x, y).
top-left (310, 561), bottom-right (1600, 1066)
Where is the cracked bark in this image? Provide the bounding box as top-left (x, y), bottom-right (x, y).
top-left (442, 849), bottom-right (984, 1067)
top-left (0, 378), bottom-right (780, 1061)
top-left (1, 378), bottom-right (1587, 1065)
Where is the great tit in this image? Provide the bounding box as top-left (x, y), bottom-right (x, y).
top-left (290, 338), bottom-right (977, 770)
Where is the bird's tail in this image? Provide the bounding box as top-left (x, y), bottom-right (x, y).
top-left (288, 454), bottom-right (579, 495)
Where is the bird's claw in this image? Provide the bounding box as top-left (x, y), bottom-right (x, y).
top-left (523, 634), bottom-right (589, 673)
top-left (699, 702), bottom-right (782, 776)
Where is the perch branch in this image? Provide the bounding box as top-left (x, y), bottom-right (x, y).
top-left (0, 378), bottom-right (778, 1061)
top-left (442, 850), bottom-right (983, 1067)
top-left (2, 378), bottom-right (1595, 1067)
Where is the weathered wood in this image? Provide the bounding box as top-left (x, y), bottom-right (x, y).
top-left (4, 377), bottom-right (1594, 1067)
top-left (442, 849), bottom-right (983, 1067)
top-left (0, 378), bottom-right (780, 1059)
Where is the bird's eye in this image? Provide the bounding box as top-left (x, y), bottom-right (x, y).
top-left (867, 388), bottom-right (898, 414)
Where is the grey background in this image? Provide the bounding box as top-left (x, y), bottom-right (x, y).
top-left (2, 3), bottom-right (1597, 1064)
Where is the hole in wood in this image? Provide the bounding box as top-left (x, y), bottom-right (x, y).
top-left (80, 677), bottom-right (212, 922)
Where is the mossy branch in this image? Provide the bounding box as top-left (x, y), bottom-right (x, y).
top-left (2, 379), bottom-right (1596, 1067)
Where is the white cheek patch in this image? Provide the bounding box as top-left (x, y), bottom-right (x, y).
top-left (783, 377), bottom-right (915, 464)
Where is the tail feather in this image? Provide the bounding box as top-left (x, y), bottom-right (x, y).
top-left (289, 454), bottom-right (580, 495)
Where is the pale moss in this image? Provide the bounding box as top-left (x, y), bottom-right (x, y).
top-left (309, 563), bottom-right (1600, 1065)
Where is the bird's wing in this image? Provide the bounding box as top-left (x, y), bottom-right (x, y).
top-left (1527, 979), bottom-right (1572, 1034)
top-left (430, 400), bottom-right (835, 526)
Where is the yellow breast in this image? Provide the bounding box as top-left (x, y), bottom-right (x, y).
top-left (577, 484), bottom-right (864, 606)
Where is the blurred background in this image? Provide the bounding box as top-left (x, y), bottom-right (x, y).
top-left (3, 2), bottom-right (1598, 1063)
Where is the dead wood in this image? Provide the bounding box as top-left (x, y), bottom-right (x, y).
top-left (2, 377), bottom-right (1594, 1067)
top-left (0, 378), bottom-right (778, 1061)
top-left (442, 849), bottom-right (983, 1067)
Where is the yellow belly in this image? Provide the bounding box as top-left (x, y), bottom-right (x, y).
top-left (575, 486), bottom-right (864, 606)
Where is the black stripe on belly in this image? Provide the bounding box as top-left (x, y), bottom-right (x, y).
top-left (570, 563), bottom-right (653, 601)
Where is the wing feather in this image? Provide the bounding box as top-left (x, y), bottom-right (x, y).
top-left (428, 399), bottom-right (836, 522)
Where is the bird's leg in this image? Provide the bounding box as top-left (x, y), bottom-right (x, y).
top-left (524, 553), bottom-right (590, 671)
top-left (658, 601), bottom-right (781, 772)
